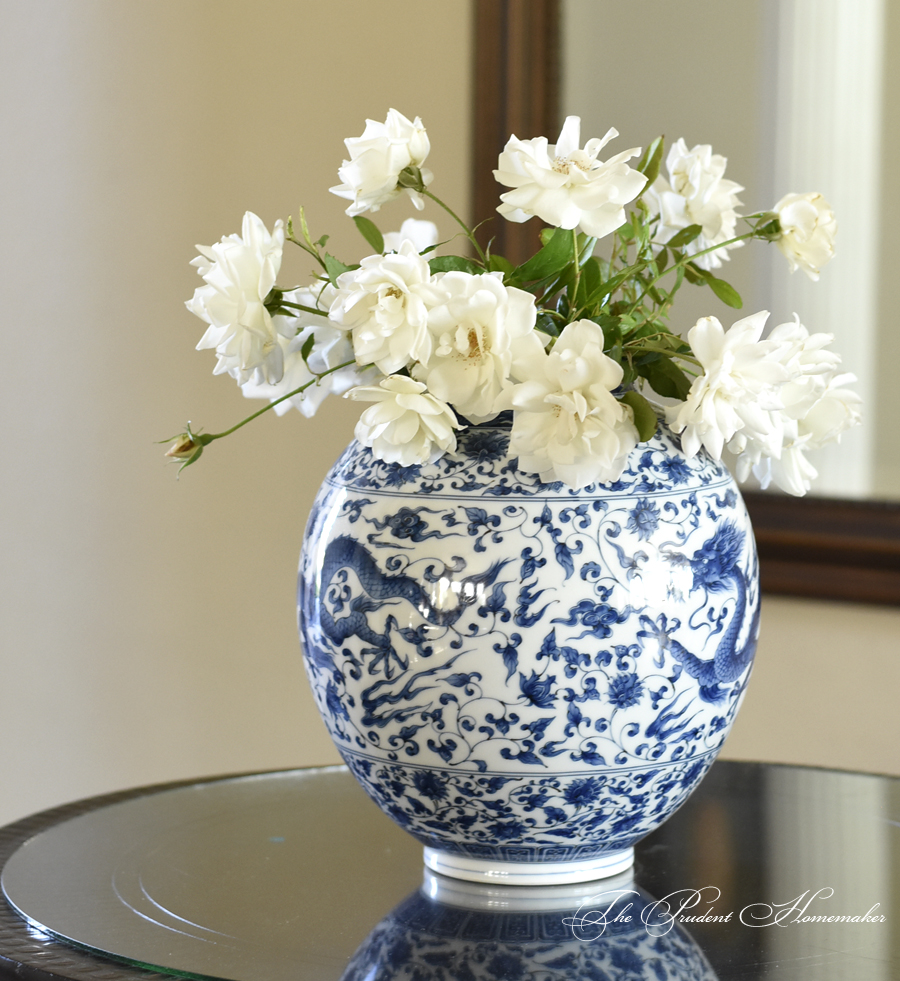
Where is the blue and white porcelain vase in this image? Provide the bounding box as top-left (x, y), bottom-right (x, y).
top-left (298, 414), bottom-right (759, 885)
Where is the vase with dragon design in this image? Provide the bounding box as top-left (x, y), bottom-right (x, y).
top-left (297, 413), bottom-right (759, 885)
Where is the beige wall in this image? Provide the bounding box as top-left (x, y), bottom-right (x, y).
top-left (1, 0), bottom-right (897, 831)
top-left (0, 0), bottom-right (471, 827)
top-left (721, 596), bottom-right (900, 775)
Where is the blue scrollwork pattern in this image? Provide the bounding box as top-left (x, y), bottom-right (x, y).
top-left (298, 417), bottom-right (759, 863)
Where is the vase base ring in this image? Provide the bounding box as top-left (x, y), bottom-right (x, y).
top-left (422, 846), bottom-right (635, 886)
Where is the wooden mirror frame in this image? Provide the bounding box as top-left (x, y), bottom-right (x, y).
top-left (471, 0), bottom-right (900, 606)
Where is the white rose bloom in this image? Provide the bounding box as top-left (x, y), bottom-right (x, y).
top-left (187, 212), bottom-right (287, 385)
top-left (330, 109), bottom-right (433, 216)
top-left (643, 139), bottom-right (744, 271)
top-left (240, 284), bottom-right (373, 418)
top-left (667, 312), bottom-right (789, 461)
top-left (383, 219), bottom-right (439, 254)
top-left (749, 422), bottom-right (820, 497)
top-left (725, 318), bottom-right (861, 496)
top-left (347, 375), bottom-right (460, 466)
top-left (494, 116), bottom-right (647, 238)
top-left (413, 271), bottom-right (537, 423)
top-left (800, 372), bottom-right (862, 447)
top-left (766, 316), bottom-right (841, 420)
top-left (740, 371), bottom-right (861, 496)
top-left (508, 319), bottom-right (639, 489)
top-left (329, 242), bottom-right (443, 374)
top-left (773, 192), bottom-right (837, 280)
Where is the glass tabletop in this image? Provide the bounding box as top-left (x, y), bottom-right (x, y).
top-left (0, 761), bottom-right (897, 980)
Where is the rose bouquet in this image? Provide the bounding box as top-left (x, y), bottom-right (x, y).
top-left (169, 109), bottom-right (859, 496)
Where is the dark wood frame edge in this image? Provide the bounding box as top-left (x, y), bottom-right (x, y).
top-left (471, 0), bottom-right (900, 606)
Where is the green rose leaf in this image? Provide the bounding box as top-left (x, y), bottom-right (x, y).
top-left (429, 255), bottom-right (483, 275)
top-left (584, 261), bottom-right (644, 307)
top-left (323, 252), bottom-right (354, 286)
top-left (705, 274), bottom-right (743, 308)
top-left (595, 313), bottom-right (622, 348)
top-left (619, 390), bottom-right (658, 441)
top-left (638, 136), bottom-right (664, 186)
top-left (577, 234), bottom-right (598, 267)
top-left (683, 262), bottom-right (705, 285)
top-left (683, 262), bottom-right (743, 308)
top-left (637, 356), bottom-right (693, 400)
top-left (576, 256), bottom-right (602, 307)
top-left (514, 227), bottom-right (574, 281)
top-left (536, 314), bottom-right (560, 338)
top-left (488, 254), bottom-right (515, 275)
top-left (666, 224), bottom-right (703, 249)
top-left (300, 333), bottom-right (316, 365)
top-left (352, 216), bottom-right (384, 254)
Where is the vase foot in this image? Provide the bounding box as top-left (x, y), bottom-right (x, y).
top-left (422, 846), bottom-right (634, 886)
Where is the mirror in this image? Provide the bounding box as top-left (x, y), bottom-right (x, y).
top-left (561, 0), bottom-right (893, 502)
top-left (471, 0), bottom-right (900, 603)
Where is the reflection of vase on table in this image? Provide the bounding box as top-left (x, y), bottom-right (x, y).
top-left (341, 870), bottom-right (720, 981)
top-left (298, 416), bottom-right (759, 884)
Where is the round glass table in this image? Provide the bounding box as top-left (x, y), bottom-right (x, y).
top-left (0, 761), bottom-right (897, 980)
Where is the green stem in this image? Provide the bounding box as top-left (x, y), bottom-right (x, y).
top-left (421, 189), bottom-right (487, 264)
top-left (567, 257), bottom-right (645, 322)
top-left (626, 229), bottom-right (758, 315)
top-left (620, 297), bottom-right (674, 336)
top-left (277, 300), bottom-right (328, 317)
top-left (626, 343), bottom-right (701, 367)
top-left (673, 229), bottom-right (756, 267)
top-left (569, 228), bottom-right (582, 303)
top-left (206, 359), bottom-right (359, 441)
top-left (286, 233), bottom-right (327, 270)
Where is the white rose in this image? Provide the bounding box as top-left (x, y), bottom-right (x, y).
top-left (725, 318), bottom-right (861, 496)
top-left (747, 373), bottom-right (860, 496)
top-left (330, 109), bottom-right (433, 216)
top-left (187, 212), bottom-right (287, 385)
top-left (773, 192), bottom-right (837, 280)
top-left (493, 116), bottom-right (647, 238)
top-left (383, 219), bottom-right (439, 254)
top-left (749, 425), bottom-right (820, 497)
top-left (766, 316), bottom-right (841, 420)
top-left (643, 139), bottom-right (744, 271)
top-left (240, 283), bottom-right (374, 418)
top-left (329, 242), bottom-right (443, 374)
top-left (800, 372), bottom-right (862, 448)
top-left (413, 271), bottom-right (537, 423)
top-left (347, 375), bottom-right (460, 466)
top-left (667, 312), bottom-right (789, 460)
top-left (509, 319), bottom-right (639, 488)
